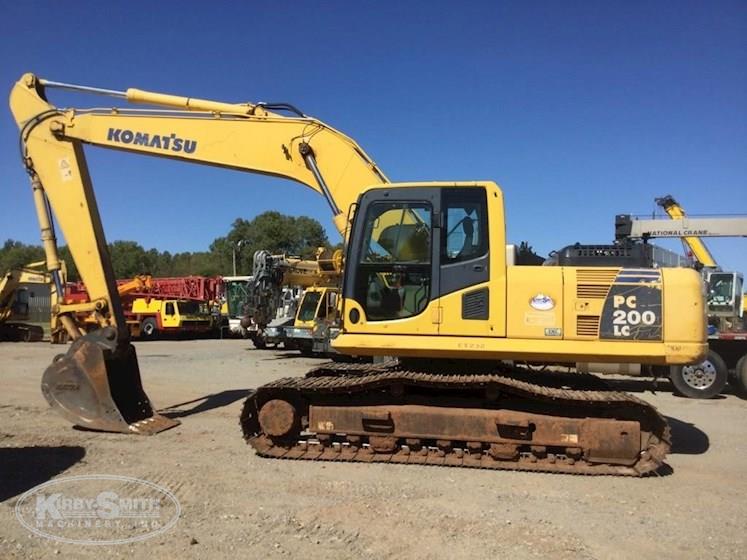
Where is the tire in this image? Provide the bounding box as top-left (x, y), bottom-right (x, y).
top-left (299, 342), bottom-right (314, 357)
top-left (140, 317), bottom-right (159, 340)
top-left (731, 355), bottom-right (747, 398)
top-left (250, 334), bottom-right (267, 349)
top-left (670, 350), bottom-right (728, 399)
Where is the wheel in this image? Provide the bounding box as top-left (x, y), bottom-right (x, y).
top-left (250, 334), bottom-right (267, 349)
top-left (670, 350), bottom-right (728, 399)
top-left (140, 317), bottom-right (159, 340)
top-left (731, 355), bottom-right (747, 398)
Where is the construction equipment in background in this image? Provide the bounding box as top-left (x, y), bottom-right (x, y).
top-left (11, 74), bottom-right (708, 475)
top-left (0, 261), bottom-right (55, 341)
top-left (221, 275), bottom-right (252, 336)
top-left (61, 275), bottom-right (220, 340)
top-left (284, 285), bottom-right (340, 355)
top-left (241, 248), bottom-right (341, 350)
top-left (252, 286), bottom-right (303, 348)
top-left (616, 195), bottom-right (747, 397)
top-left (551, 195), bottom-right (747, 399)
top-left (55, 274), bottom-right (152, 342)
top-left (124, 276), bottom-right (221, 339)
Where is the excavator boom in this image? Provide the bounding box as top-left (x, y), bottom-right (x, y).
top-left (11, 73), bottom-right (391, 434)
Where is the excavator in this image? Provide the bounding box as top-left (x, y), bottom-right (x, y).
top-left (10, 73), bottom-right (707, 475)
top-left (0, 261), bottom-right (55, 341)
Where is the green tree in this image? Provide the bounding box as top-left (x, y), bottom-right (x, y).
top-left (212, 211), bottom-right (329, 274)
top-left (0, 212), bottom-right (330, 282)
top-left (0, 240), bottom-right (45, 272)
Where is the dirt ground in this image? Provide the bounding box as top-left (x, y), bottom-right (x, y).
top-left (1, 339), bottom-right (746, 559)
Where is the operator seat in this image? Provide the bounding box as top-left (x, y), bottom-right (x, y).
top-left (458, 218), bottom-right (476, 259)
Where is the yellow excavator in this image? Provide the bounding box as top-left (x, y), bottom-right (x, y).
top-left (10, 73), bottom-right (707, 475)
top-left (0, 261), bottom-right (55, 341)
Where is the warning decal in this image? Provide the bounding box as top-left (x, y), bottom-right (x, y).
top-left (58, 158), bottom-right (73, 182)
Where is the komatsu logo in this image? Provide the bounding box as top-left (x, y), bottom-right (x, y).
top-left (107, 128), bottom-right (197, 154)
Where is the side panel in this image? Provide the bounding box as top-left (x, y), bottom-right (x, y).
top-left (506, 267), bottom-right (564, 339)
top-left (661, 267), bottom-right (706, 345)
top-left (563, 268), bottom-right (620, 341)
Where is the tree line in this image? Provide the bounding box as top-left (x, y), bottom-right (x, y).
top-left (1, 211), bottom-right (332, 281)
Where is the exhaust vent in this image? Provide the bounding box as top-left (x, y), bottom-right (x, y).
top-left (576, 269), bottom-right (619, 283)
top-left (576, 315), bottom-right (600, 337)
top-left (576, 268), bottom-right (617, 299)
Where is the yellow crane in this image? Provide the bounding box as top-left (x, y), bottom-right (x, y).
top-left (655, 195), bottom-right (720, 268)
top-left (10, 73), bottom-right (707, 475)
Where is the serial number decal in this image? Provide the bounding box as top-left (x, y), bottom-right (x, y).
top-left (600, 281), bottom-right (662, 341)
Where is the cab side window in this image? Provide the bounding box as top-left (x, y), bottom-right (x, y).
top-left (442, 189), bottom-right (488, 263)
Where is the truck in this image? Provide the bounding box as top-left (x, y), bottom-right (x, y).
top-left (61, 275), bottom-right (220, 340)
top-left (127, 297), bottom-right (215, 339)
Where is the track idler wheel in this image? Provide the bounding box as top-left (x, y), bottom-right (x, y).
top-left (41, 328), bottom-right (179, 435)
top-left (257, 399), bottom-right (299, 438)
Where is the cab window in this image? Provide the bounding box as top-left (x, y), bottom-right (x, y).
top-left (442, 188), bottom-right (488, 263)
top-left (355, 202), bottom-right (432, 321)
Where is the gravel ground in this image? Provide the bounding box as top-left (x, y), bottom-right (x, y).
top-left (1, 339), bottom-right (746, 559)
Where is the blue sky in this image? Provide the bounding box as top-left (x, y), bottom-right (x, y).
top-left (2, 1), bottom-right (745, 274)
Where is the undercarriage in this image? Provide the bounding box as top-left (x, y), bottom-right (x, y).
top-left (241, 361), bottom-right (670, 476)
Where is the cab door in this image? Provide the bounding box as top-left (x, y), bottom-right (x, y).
top-left (343, 187), bottom-right (441, 336)
top-left (437, 187), bottom-right (494, 337)
top-left (162, 301), bottom-right (179, 328)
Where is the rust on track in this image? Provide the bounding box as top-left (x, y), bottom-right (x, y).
top-left (240, 361), bottom-right (670, 476)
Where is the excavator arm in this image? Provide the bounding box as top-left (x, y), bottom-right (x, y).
top-left (10, 73), bottom-right (387, 434)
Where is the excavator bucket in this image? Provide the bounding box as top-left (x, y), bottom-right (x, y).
top-left (41, 328), bottom-right (179, 435)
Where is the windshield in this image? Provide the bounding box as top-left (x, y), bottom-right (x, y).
top-left (355, 201), bottom-right (432, 321)
top-left (225, 280), bottom-right (249, 317)
top-left (708, 273), bottom-right (735, 306)
top-left (297, 291), bottom-right (322, 322)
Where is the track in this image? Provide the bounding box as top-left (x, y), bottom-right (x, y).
top-left (240, 361), bottom-right (671, 476)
